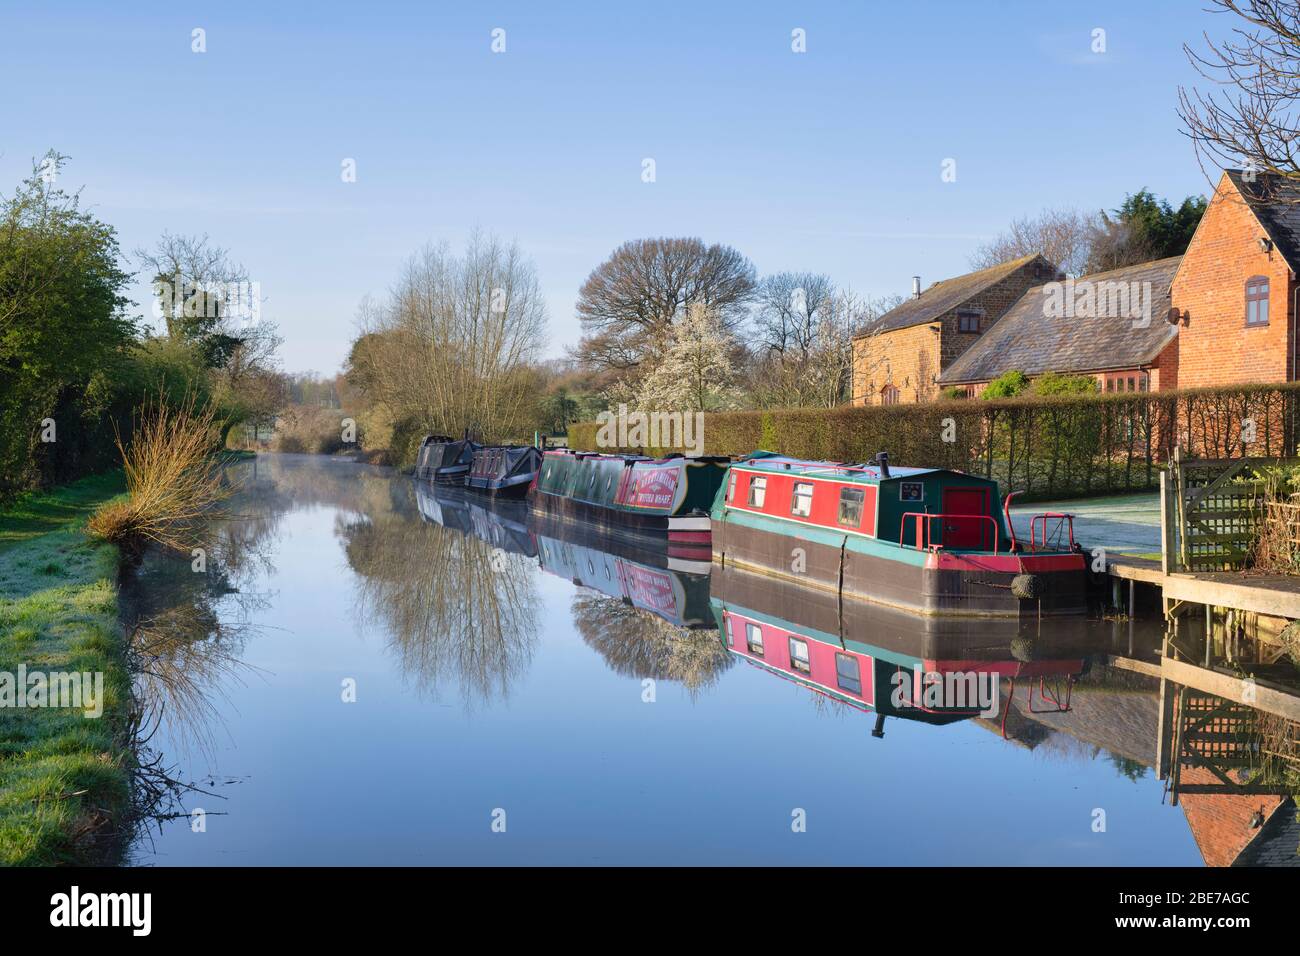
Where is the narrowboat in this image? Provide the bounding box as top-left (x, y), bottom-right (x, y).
top-left (413, 434), bottom-right (481, 484)
top-left (711, 453), bottom-right (1088, 618)
top-left (466, 444), bottom-right (542, 498)
top-left (711, 564), bottom-right (1088, 736)
top-left (528, 449), bottom-right (730, 556)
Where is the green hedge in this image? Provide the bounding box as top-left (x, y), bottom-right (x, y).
top-left (566, 382), bottom-right (1300, 501)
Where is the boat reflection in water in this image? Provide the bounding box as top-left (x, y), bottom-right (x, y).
top-left (710, 563), bottom-right (1091, 736)
top-left (414, 480), bottom-right (537, 559)
top-left (416, 479), bottom-right (727, 690)
top-left (416, 479), bottom-right (711, 629)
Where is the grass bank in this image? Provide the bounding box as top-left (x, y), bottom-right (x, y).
top-left (0, 471), bottom-right (132, 865)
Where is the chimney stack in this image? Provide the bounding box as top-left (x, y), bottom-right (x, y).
top-left (912, 276), bottom-right (921, 299)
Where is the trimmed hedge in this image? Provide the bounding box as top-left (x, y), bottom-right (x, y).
top-left (566, 382), bottom-right (1300, 501)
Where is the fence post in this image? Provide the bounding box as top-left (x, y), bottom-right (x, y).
top-left (1160, 469), bottom-right (1174, 574)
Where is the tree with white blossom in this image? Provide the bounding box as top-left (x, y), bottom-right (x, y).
top-left (635, 303), bottom-right (738, 412)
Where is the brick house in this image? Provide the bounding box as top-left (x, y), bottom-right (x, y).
top-left (850, 254), bottom-right (1059, 405)
top-left (1173, 169), bottom-right (1300, 388)
top-left (936, 256), bottom-right (1182, 395)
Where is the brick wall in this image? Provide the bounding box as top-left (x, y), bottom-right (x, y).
top-left (852, 322), bottom-right (941, 404)
top-left (853, 257), bottom-right (1059, 405)
top-left (1173, 175), bottom-right (1296, 388)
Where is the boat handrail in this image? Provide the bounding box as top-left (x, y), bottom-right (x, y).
top-left (900, 512), bottom-right (1000, 553)
top-left (1029, 512), bottom-right (1076, 552)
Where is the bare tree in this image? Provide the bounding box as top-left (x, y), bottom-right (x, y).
top-left (1179, 0), bottom-right (1300, 190)
top-left (749, 290), bottom-right (902, 408)
top-left (969, 208), bottom-right (1092, 277)
top-left (135, 232), bottom-right (248, 340)
top-left (752, 272), bottom-right (836, 357)
top-left (350, 232), bottom-right (549, 441)
top-left (574, 237), bottom-right (756, 374)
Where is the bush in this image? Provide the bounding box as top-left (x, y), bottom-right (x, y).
top-left (981, 370), bottom-right (1030, 399)
top-left (87, 394), bottom-right (231, 552)
top-left (1030, 372), bottom-right (1098, 396)
top-left (567, 382), bottom-right (1300, 501)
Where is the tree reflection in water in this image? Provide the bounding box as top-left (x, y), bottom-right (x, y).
top-left (340, 490), bottom-right (538, 708)
top-left (571, 592), bottom-right (731, 695)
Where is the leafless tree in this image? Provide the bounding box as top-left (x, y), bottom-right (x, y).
top-left (1178, 0), bottom-right (1300, 192)
top-left (752, 272), bottom-right (836, 357)
top-left (135, 232), bottom-right (248, 338)
top-left (749, 289), bottom-right (902, 408)
top-left (574, 237), bottom-right (756, 373)
top-left (969, 208), bottom-right (1092, 277)
top-left (351, 231), bottom-right (549, 441)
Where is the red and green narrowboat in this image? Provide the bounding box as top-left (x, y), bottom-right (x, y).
top-left (711, 453), bottom-right (1088, 618)
top-left (528, 449), bottom-right (730, 558)
top-left (711, 563), bottom-right (1088, 735)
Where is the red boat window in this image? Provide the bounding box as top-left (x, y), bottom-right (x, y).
top-left (790, 482), bottom-right (814, 517)
top-left (789, 637), bottom-right (811, 674)
top-left (745, 622), bottom-right (764, 656)
top-left (838, 486), bottom-right (865, 527)
top-left (747, 475), bottom-right (767, 508)
top-left (727, 472), bottom-right (737, 503)
top-left (835, 653), bottom-right (861, 694)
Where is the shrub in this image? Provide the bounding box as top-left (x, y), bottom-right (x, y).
top-left (567, 382), bottom-right (1300, 501)
top-left (981, 370), bottom-right (1030, 399)
top-left (1030, 372), bottom-right (1098, 396)
top-left (87, 394), bottom-right (231, 552)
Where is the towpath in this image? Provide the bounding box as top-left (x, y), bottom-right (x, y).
top-left (1008, 491), bottom-right (1161, 556)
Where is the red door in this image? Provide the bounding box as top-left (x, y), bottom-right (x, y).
top-left (940, 488), bottom-right (989, 550)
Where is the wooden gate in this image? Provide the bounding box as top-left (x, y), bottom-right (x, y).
top-left (1162, 451), bottom-right (1271, 572)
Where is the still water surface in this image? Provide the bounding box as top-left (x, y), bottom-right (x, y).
top-left (125, 453), bottom-right (1202, 865)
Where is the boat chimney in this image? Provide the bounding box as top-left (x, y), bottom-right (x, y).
top-left (875, 451), bottom-right (890, 478)
top-left (911, 276), bottom-right (921, 299)
top-left (871, 715), bottom-right (886, 739)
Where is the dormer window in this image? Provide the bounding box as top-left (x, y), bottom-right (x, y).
top-left (1246, 276), bottom-right (1269, 326)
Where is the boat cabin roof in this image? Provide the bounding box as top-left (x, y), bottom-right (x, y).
top-left (735, 455), bottom-right (944, 484)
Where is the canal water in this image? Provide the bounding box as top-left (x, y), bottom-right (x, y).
top-left (124, 453), bottom-right (1202, 865)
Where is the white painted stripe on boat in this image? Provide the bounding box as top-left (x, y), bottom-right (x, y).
top-left (668, 516), bottom-right (711, 531)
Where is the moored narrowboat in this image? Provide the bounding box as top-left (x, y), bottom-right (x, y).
top-left (711, 453), bottom-right (1087, 618)
top-left (466, 445), bottom-right (542, 498)
top-left (528, 449), bottom-right (729, 554)
top-left (414, 434), bottom-right (481, 484)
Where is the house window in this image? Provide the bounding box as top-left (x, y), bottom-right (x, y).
top-left (747, 475), bottom-right (767, 508)
top-left (1246, 275), bottom-right (1270, 326)
top-left (881, 385), bottom-right (900, 405)
top-left (745, 622), bottom-right (764, 656)
top-left (957, 311), bottom-right (981, 333)
top-left (838, 486), bottom-right (865, 527)
top-left (835, 653), bottom-right (862, 694)
top-left (789, 637), bottom-right (811, 674)
top-left (791, 481), bottom-right (814, 517)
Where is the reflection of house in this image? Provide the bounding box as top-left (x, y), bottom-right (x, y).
top-left (851, 254), bottom-right (1059, 405)
top-left (1179, 768), bottom-right (1295, 867)
top-left (854, 169), bottom-right (1300, 402)
top-left (1166, 691), bottom-right (1299, 867)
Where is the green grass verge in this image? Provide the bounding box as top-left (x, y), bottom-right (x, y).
top-left (0, 471), bottom-right (131, 866)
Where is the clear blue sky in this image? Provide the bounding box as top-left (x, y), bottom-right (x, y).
top-left (1, 0), bottom-right (1224, 374)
